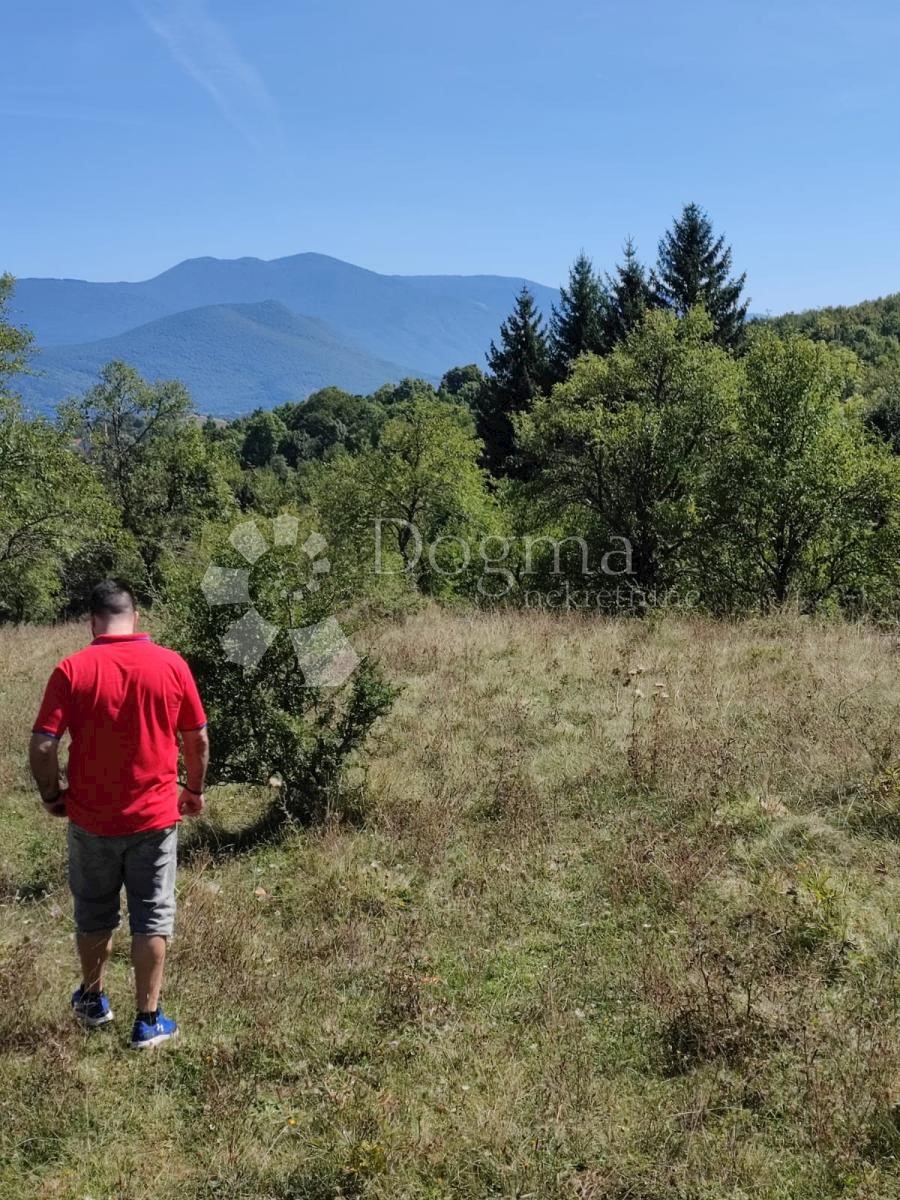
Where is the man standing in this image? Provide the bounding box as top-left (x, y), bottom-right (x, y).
top-left (29, 580), bottom-right (209, 1049)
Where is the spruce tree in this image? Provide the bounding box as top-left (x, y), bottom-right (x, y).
top-left (653, 203), bottom-right (748, 347)
top-left (549, 252), bottom-right (608, 381)
top-left (478, 285), bottom-right (550, 476)
top-left (603, 238), bottom-right (653, 347)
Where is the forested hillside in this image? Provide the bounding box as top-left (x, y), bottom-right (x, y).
top-left (18, 301), bottom-right (424, 414)
top-left (760, 293), bottom-right (900, 365)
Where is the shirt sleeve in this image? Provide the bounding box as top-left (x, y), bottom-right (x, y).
top-left (33, 666), bottom-right (71, 740)
top-left (177, 662), bottom-right (207, 732)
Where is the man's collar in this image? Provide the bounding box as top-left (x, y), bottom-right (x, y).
top-left (91, 633), bottom-right (152, 645)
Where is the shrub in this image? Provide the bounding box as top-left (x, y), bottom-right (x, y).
top-left (161, 519), bottom-right (396, 850)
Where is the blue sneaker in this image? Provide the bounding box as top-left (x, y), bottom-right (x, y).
top-left (130, 1007), bottom-right (178, 1049)
top-left (71, 984), bottom-right (114, 1027)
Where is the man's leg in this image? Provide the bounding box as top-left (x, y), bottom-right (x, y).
top-left (131, 935), bottom-right (167, 1013)
top-left (123, 825), bottom-right (178, 1019)
top-left (76, 930), bottom-right (115, 993)
top-left (68, 823), bottom-right (123, 995)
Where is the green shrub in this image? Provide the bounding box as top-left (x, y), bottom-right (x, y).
top-left (161, 520), bottom-right (396, 849)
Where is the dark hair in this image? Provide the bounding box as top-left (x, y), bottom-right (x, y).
top-left (89, 579), bottom-right (136, 617)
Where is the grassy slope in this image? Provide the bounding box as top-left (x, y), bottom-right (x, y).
top-left (2, 611), bottom-right (900, 1199)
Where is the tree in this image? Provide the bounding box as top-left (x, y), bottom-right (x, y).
top-left (239, 409), bottom-right (289, 468)
top-left (314, 398), bottom-right (498, 597)
top-left (549, 252), bottom-right (608, 381)
top-left (439, 364), bottom-right (485, 410)
top-left (372, 377), bottom-right (438, 410)
top-left (162, 526), bottom-right (395, 847)
top-left (274, 387), bottom-right (385, 462)
top-left (516, 308), bottom-right (741, 598)
top-left (62, 361), bottom-right (234, 581)
top-left (0, 274), bottom-right (33, 396)
top-left (478, 285), bottom-right (551, 476)
top-left (865, 365), bottom-right (900, 453)
top-left (699, 332), bottom-right (900, 612)
top-left (603, 238), bottom-right (653, 348)
top-left (759, 292), bottom-right (900, 369)
top-left (653, 203), bottom-right (748, 348)
top-left (0, 280), bottom-right (115, 619)
top-left (0, 408), bottom-right (117, 620)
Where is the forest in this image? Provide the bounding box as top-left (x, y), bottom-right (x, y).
top-left (3, 203), bottom-right (900, 628)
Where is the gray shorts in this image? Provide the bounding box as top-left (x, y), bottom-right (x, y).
top-left (67, 822), bottom-right (178, 937)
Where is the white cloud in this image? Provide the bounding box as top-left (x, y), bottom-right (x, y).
top-left (134, 0), bottom-right (284, 151)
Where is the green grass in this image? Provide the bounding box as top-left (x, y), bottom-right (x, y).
top-left (2, 610), bottom-right (900, 1198)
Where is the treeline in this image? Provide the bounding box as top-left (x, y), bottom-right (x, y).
top-left (2, 203), bottom-right (900, 623)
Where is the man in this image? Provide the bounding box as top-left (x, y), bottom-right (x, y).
top-left (29, 579), bottom-right (209, 1049)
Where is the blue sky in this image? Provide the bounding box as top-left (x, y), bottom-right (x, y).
top-left (3, 0), bottom-right (899, 312)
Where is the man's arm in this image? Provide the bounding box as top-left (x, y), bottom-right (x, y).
top-left (178, 726), bottom-right (210, 816)
top-left (29, 733), bottom-right (67, 817)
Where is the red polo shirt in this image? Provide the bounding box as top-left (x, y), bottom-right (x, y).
top-left (32, 633), bottom-right (207, 836)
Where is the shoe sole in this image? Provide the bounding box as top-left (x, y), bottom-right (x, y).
top-left (73, 1009), bottom-right (115, 1028)
top-left (130, 1029), bottom-right (179, 1050)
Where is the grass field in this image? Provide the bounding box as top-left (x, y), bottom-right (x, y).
top-left (2, 609), bottom-right (900, 1199)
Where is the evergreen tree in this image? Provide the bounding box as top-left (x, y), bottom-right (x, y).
top-left (603, 238), bottom-right (653, 347)
top-left (478, 285), bottom-right (550, 476)
top-left (653, 203), bottom-right (748, 347)
top-left (549, 252), bottom-right (608, 381)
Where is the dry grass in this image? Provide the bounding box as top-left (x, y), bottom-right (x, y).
top-left (2, 609), bottom-right (900, 1198)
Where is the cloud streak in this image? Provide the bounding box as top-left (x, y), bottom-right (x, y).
top-left (134, 0), bottom-right (284, 151)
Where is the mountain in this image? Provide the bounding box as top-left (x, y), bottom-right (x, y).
top-left (18, 301), bottom-right (423, 416)
top-left (11, 253), bottom-right (560, 398)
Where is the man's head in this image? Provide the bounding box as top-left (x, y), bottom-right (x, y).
top-left (89, 579), bottom-right (139, 637)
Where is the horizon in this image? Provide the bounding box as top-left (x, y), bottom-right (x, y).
top-left (13, 246), bottom-right (900, 319)
top-left (4, 1), bottom-right (900, 314)
top-left (16, 249), bottom-right (559, 292)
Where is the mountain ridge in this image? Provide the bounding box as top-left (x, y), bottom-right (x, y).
top-left (12, 252), bottom-right (559, 369)
top-left (11, 252), bottom-right (560, 414)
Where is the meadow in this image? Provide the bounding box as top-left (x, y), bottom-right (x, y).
top-left (2, 609), bottom-right (900, 1199)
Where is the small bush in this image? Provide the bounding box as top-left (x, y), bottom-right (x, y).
top-left (161, 523), bottom-right (396, 851)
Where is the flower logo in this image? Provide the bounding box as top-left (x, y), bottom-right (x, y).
top-left (200, 517), bottom-right (359, 686)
